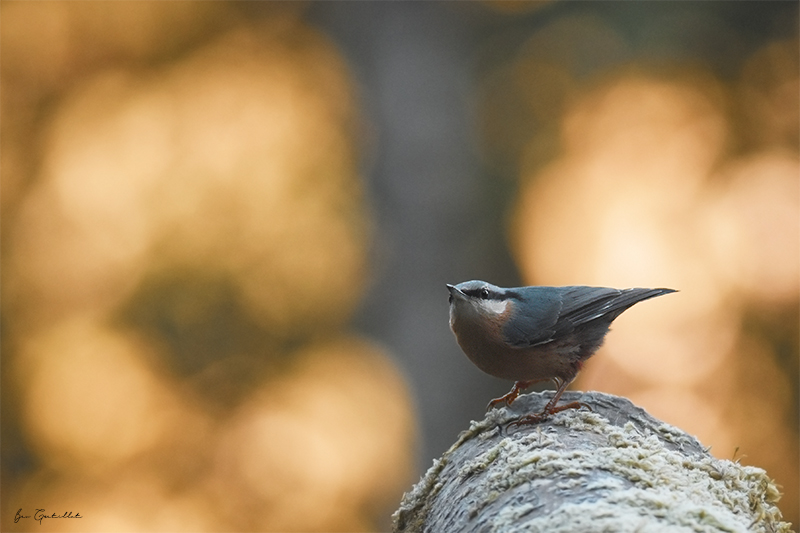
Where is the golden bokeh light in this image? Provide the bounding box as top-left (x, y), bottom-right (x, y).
top-left (211, 337), bottom-right (415, 532)
top-left (704, 150), bottom-right (800, 304)
top-left (12, 331), bottom-right (413, 532)
top-left (17, 317), bottom-right (178, 475)
top-left (3, 14), bottom-right (414, 532)
top-left (8, 26), bottom-right (368, 338)
top-left (562, 73), bottom-right (728, 180)
top-left (0, 1), bottom-right (234, 88)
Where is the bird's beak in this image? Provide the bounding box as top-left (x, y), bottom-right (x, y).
top-left (446, 284), bottom-right (466, 300)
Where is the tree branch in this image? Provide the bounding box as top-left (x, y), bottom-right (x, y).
top-left (393, 391), bottom-right (791, 533)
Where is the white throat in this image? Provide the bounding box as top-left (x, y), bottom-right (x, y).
top-left (476, 298), bottom-right (508, 316)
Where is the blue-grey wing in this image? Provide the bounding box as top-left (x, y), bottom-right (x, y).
top-left (503, 286), bottom-right (675, 348)
top-left (500, 286), bottom-right (565, 347)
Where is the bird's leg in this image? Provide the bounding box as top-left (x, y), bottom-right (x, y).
top-left (508, 377), bottom-right (590, 428)
top-left (487, 379), bottom-right (547, 411)
top-left (487, 380), bottom-right (530, 410)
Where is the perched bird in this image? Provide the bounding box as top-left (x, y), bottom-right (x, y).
top-left (447, 281), bottom-right (676, 426)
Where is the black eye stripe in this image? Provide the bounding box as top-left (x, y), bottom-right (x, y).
top-left (464, 287), bottom-right (499, 300)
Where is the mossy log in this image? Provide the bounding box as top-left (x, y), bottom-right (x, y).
top-left (393, 391), bottom-right (791, 533)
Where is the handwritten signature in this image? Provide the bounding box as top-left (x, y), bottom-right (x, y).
top-left (15, 509), bottom-right (82, 525)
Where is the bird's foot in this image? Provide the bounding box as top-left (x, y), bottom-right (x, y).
top-left (507, 401), bottom-right (591, 429)
top-left (486, 393), bottom-right (516, 411)
top-left (506, 412), bottom-right (548, 428)
top-left (486, 380), bottom-right (535, 411)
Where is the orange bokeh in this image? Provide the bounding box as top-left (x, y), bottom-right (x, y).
top-left (2, 7), bottom-right (414, 532)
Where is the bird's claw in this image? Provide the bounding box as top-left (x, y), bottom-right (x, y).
top-left (486, 395), bottom-right (513, 411)
top-left (507, 413), bottom-right (548, 429)
top-left (486, 380), bottom-right (535, 411)
top-left (506, 401), bottom-right (591, 430)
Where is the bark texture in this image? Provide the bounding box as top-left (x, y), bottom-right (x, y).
top-left (393, 391), bottom-right (791, 533)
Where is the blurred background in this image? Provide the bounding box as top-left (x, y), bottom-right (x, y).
top-left (1, 2), bottom-right (797, 531)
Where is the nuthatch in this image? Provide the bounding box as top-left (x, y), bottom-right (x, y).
top-left (447, 281), bottom-right (676, 426)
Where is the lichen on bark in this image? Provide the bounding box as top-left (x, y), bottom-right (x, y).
top-left (393, 391), bottom-right (791, 533)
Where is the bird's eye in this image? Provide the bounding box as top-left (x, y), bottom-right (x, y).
top-left (480, 288), bottom-right (490, 299)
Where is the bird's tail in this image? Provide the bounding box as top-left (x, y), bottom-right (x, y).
top-left (601, 287), bottom-right (676, 320)
top-left (564, 287), bottom-right (676, 325)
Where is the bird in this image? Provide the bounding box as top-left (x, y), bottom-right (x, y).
top-left (447, 280), bottom-right (676, 426)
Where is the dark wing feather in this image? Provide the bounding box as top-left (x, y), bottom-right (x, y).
top-left (503, 286), bottom-right (676, 348)
top-left (570, 287), bottom-right (675, 324)
top-left (557, 286), bottom-right (622, 324)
